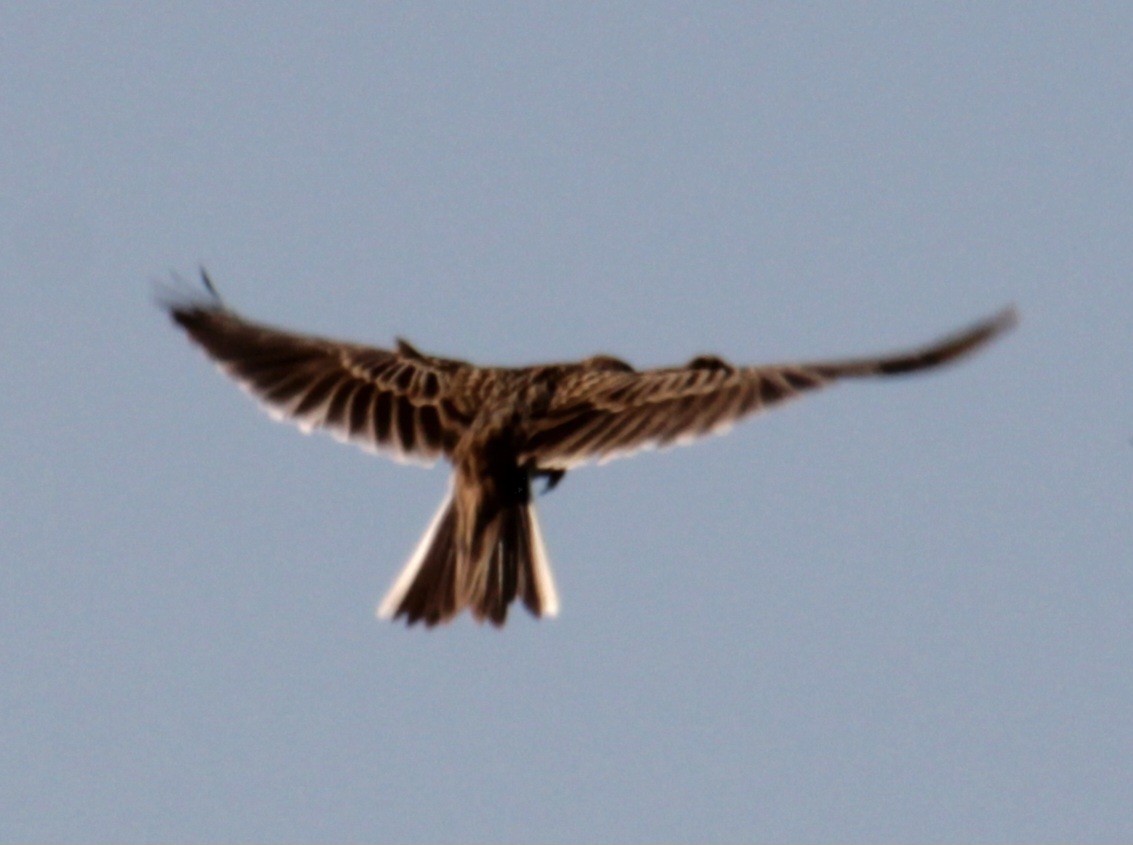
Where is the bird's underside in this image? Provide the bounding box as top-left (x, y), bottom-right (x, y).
top-left (166, 273), bottom-right (1016, 627)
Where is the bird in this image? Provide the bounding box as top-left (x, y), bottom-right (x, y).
top-left (165, 271), bottom-right (1016, 627)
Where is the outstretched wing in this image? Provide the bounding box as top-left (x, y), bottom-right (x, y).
top-left (521, 307), bottom-right (1016, 469)
top-left (167, 296), bottom-right (475, 464)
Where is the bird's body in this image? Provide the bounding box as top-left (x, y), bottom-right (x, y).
top-left (166, 275), bottom-right (1015, 627)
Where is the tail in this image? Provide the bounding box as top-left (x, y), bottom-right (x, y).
top-left (376, 484), bottom-right (560, 627)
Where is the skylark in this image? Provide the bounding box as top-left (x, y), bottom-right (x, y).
top-left (167, 273), bottom-right (1015, 627)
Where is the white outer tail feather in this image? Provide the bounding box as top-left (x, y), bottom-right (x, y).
top-left (526, 504), bottom-right (559, 617)
top-left (375, 485), bottom-right (560, 621)
top-left (376, 488), bottom-right (454, 619)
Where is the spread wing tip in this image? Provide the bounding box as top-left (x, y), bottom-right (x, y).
top-left (820, 304), bottom-right (1019, 378)
top-left (963, 304), bottom-right (1018, 349)
top-left (899, 303), bottom-right (1019, 371)
top-left (157, 269), bottom-right (230, 344)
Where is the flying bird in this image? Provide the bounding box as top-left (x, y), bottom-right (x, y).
top-left (166, 273), bottom-right (1015, 627)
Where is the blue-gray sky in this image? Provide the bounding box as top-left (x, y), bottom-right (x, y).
top-left (2, 4), bottom-right (1130, 841)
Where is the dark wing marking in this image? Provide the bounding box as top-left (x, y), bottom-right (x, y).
top-left (521, 307), bottom-right (1017, 468)
top-left (168, 301), bottom-right (475, 464)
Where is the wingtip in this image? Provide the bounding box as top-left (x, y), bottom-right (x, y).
top-left (922, 303), bottom-right (1019, 369)
top-left (963, 304), bottom-right (1019, 353)
top-left (986, 304), bottom-right (1020, 336)
top-left (198, 266), bottom-right (222, 302)
top-left (154, 267), bottom-right (225, 317)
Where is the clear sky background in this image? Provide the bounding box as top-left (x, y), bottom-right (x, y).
top-left (2, 4), bottom-right (1130, 842)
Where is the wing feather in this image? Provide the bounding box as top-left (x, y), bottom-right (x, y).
top-left (523, 307), bottom-right (1016, 468)
top-left (168, 301), bottom-right (474, 464)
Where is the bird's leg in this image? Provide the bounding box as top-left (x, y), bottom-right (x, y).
top-left (534, 468), bottom-right (566, 495)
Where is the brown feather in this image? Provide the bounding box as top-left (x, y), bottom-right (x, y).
top-left (168, 285), bottom-right (1015, 627)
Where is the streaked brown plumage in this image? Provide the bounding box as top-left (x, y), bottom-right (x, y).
top-left (166, 272), bottom-right (1016, 627)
